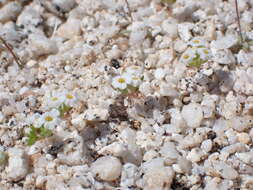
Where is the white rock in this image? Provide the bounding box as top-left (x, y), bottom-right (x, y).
top-left (143, 150), bottom-right (159, 161)
top-left (52, 0), bottom-right (76, 12)
top-left (211, 35), bottom-right (238, 50)
top-left (236, 152), bottom-right (253, 166)
top-left (212, 161), bottom-right (238, 180)
top-left (91, 156), bottom-right (122, 181)
top-left (177, 22), bottom-right (194, 42)
top-left (160, 82), bottom-right (179, 97)
top-left (0, 2), bottom-right (22, 22)
top-left (154, 68), bottom-right (166, 80)
top-left (0, 112), bottom-right (3, 123)
top-left (186, 148), bottom-right (205, 163)
top-left (6, 148), bottom-right (29, 181)
top-left (181, 103), bottom-right (203, 128)
top-left (16, 6), bottom-right (42, 28)
top-left (177, 156), bottom-right (192, 174)
top-left (237, 132), bottom-right (251, 144)
top-left (71, 113), bottom-right (86, 130)
top-left (237, 50), bottom-right (253, 66)
top-left (142, 158), bottom-right (174, 190)
top-left (201, 139), bottom-right (212, 153)
top-left (139, 82), bottom-right (153, 95)
top-left (212, 49), bottom-right (235, 65)
top-left (161, 19), bottom-right (178, 39)
top-left (29, 34), bottom-right (58, 57)
top-left (57, 18), bottom-right (81, 39)
top-left (98, 142), bottom-right (127, 157)
top-left (120, 163), bottom-right (138, 188)
top-left (160, 142), bottom-right (179, 160)
top-left (83, 108), bottom-right (108, 121)
top-left (174, 39), bottom-right (187, 53)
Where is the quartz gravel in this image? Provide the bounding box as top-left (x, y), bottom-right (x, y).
top-left (0, 0), bottom-right (253, 189)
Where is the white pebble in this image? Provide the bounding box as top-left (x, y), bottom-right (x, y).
top-left (181, 103), bottom-right (203, 128)
top-left (91, 156), bottom-right (122, 181)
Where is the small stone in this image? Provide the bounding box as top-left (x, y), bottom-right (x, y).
top-left (201, 139), bottom-right (212, 152)
top-left (84, 108), bottom-right (109, 121)
top-left (154, 68), bottom-right (166, 80)
top-left (142, 158), bottom-right (174, 190)
top-left (52, 0), bottom-right (76, 12)
top-left (186, 148), bottom-right (205, 163)
top-left (71, 113), bottom-right (86, 130)
top-left (57, 18), bottom-right (81, 39)
top-left (236, 152), bottom-right (253, 166)
top-left (162, 19), bottom-right (178, 39)
top-left (212, 49), bottom-right (235, 65)
top-left (181, 103), bottom-right (203, 128)
top-left (29, 34), bottom-right (58, 57)
top-left (177, 22), bottom-right (194, 42)
top-left (174, 39), bottom-right (187, 53)
top-left (91, 156), bottom-right (122, 181)
top-left (0, 2), bottom-right (22, 22)
top-left (212, 161), bottom-right (238, 180)
top-left (6, 148), bottom-right (29, 181)
top-left (211, 35), bottom-right (238, 50)
top-left (237, 132), bottom-right (251, 144)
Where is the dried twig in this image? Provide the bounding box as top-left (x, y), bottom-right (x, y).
top-left (235, 0), bottom-right (243, 44)
top-left (0, 36), bottom-right (23, 68)
top-left (124, 0), bottom-right (133, 22)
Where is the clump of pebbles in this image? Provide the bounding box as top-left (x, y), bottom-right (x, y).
top-left (0, 0), bottom-right (253, 189)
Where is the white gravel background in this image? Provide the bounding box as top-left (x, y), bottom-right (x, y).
top-left (0, 0), bottom-right (253, 189)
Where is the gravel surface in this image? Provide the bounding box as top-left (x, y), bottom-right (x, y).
top-left (0, 0), bottom-right (253, 189)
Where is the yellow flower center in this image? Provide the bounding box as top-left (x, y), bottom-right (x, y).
top-left (132, 76), bottom-right (139, 80)
top-left (203, 49), bottom-right (209, 54)
top-left (183, 54), bottom-right (190, 59)
top-left (45, 116), bottom-right (53, 122)
top-left (193, 40), bottom-right (200, 44)
top-left (66, 94), bottom-right (74, 99)
top-left (117, 78), bottom-right (125, 83)
top-left (51, 97), bottom-right (58, 101)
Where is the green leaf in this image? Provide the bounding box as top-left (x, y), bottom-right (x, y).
top-left (188, 53), bottom-right (206, 68)
top-left (39, 126), bottom-right (53, 138)
top-left (27, 126), bottom-right (38, 146)
top-left (127, 84), bottom-right (139, 92)
top-left (119, 88), bottom-right (129, 95)
top-left (161, 0), bottom-right (176, 5)
top-left (58, 103), bottom-right (71, 117)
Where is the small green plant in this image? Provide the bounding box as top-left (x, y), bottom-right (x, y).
top-left (161, 0), bottom-right (176, 5)
top-left (58, 103), bottom-right (72, 117)
top-left (188, 53), bottom-right (206, 68)
top-left (27, 125), bottom-right (53, 146)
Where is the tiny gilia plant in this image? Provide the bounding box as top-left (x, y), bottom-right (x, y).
top-left (26, 91), bottom-right (77, 145)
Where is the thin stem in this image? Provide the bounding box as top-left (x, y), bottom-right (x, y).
top-left (235, 0), bottom-right (243, 44)
top-left (0, 36), bottom-right (23, 69)
top-left (124, 0), bottom-right (133, 22)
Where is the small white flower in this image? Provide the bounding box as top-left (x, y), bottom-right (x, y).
top-left (197, 47), bottom-right (211, 60)
top-left (27, 113), bottom-right (42, 128)
top-left (130, 75), bottom-right (142, 87)
top-left (44, 91), bottom-right (64, 109)
top-left (188, 37), bottom-right (208, 47)
top-left (61, 91), bottom-right (77, 107)
top-left (112, 74), bottom-right (131, 89)
top-left (180, 48), bottom-right (196, 64)
top-left (125, 65), bottom-right (143, 75)
top-left (39, 109), bottom-right (60, 130)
